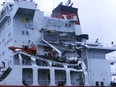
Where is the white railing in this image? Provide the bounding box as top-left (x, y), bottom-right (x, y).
top-left (87, 39), bottom-right (116, 48)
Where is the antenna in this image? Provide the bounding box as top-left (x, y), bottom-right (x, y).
top-left (65, 0), bottom-right (71, 6)
top-left (52, 0), bottom-right (55, 17)
top-left (70, 3), bottom-right (73, 7)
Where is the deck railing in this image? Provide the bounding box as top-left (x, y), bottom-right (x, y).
top-left (87, 39), bottom-right (116, 48)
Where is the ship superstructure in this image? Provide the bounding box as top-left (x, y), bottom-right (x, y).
top-left (0, 0), bottom-right (116, 86)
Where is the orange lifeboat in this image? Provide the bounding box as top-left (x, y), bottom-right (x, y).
top-left (9, 45), bottom-right (37, 55)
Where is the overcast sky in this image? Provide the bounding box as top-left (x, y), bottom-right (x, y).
top-left (0, 0), bottom-right (116, 45)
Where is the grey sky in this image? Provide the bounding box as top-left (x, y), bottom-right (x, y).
top-left (0, 0), bottom-right (116, 44)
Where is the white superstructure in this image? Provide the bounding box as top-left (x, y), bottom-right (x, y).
top-left (0, 0), bottom-right (116, 86)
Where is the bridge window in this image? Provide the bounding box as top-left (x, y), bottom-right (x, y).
top-left (22, 31), bottom-right (25, 35)
top-left (70, 71), bottom-right (84, 86)
top-left (21, 54), bottom-right (31, 65)
top-left (55, 70), bottom-right (66, 86)
top-left (65, 23), bottom-right (71, 28)
top-left (36, 59), bottom-right (49, 66)
top-left (38, 69), bottom-right (50, 86)
top-left (13, 54), bottom-right (20, 65)
top-left (22, 68), bottom-right (33, 86)
top-left (26, 31), bottom-right (29, 35)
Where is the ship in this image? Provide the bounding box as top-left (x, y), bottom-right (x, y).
top-left (0, 0), bottom-right (116, 86)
